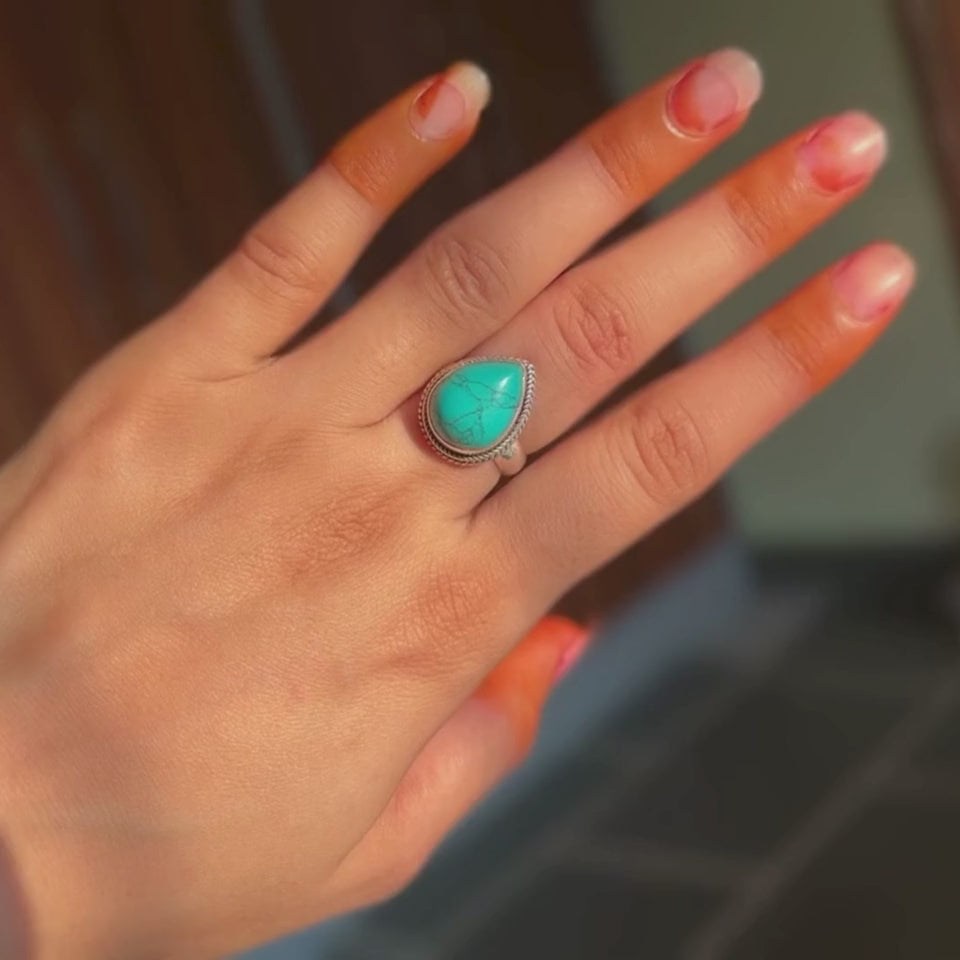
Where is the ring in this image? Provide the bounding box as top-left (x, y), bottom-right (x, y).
top-left (419, 357), bottom-right (535, 474)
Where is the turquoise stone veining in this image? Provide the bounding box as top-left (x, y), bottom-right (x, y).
top-left (428, 360), bottom-right (525, 452)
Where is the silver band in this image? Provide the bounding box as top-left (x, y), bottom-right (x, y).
top-left (493, 440), bottom-right (526, 477)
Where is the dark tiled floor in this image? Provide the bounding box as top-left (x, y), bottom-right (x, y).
top-left (728, 794), bottom-right (960, 960)
top-left (333, 569), bottom-right (960, 959)
top-left (452, 865), bottom-right (719, 960)
top-left (594, 685), bottom-right (902, 856)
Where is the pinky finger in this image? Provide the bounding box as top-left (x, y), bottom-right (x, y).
top-left (483, 243), bottom-right (915, 605)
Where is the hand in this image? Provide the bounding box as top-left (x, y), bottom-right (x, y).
top-left (0, 51), bottom-right (912, 959)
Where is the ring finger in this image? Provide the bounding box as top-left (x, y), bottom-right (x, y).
top-left (479, 242), bottom-right (915, 620)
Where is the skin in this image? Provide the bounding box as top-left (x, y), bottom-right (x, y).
top-left (0, 52), bottom-right (913, 959)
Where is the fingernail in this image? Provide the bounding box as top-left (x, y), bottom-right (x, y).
top-left (553, 630), bottom-right (591, 682)
top-left (832, 243), bottom-right (916, 323)
top-left (667, 48), bottom-right (763, 136)
top-left (798, 111), bottom-right (888, 193)
top-left (410, 61), bottom-right (491, 141)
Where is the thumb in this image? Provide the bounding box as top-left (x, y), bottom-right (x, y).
top-left (322, 615), bottom-right (589, 910)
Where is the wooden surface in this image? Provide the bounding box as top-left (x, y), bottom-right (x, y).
top-left (0, 0), bottom-right (725, 620)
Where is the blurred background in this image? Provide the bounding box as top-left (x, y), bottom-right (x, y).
top-left (3, 1), bottom-right (960, 957)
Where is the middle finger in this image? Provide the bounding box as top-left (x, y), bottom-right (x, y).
top-left (296, 49), bottom-right (763, 422)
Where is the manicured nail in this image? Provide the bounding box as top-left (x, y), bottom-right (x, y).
top-left (667, 48), bottom-right (763, 136)
top-left (553, 630), bottom-right (591, 682)
top-left (409, 61), bottom-right (491, 141)
top-left (798, 111), bottom-right (888, 193)
top-left (832, 243), bottom-right (915, 323)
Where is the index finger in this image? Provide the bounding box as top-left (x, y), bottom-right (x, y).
top-left (168, 62), bottom-right (491, 373)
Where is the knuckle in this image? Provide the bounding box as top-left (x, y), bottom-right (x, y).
top-left (4, 587), bottom-right (109, 689)
top-left (70, 400), bottom-right (153, 483)
top-left (233, 225), bottom-right (320, 305)
top-left (36, 389), bottom-right (189, 523)
top-left (760, 301), bottom-right (829, 387)
top-left (421, 233), bottom-right (512, 325)
top-left (584, 124), bottom-right (655, 201)
top-left (327, 142), bottom-right (396, 207)
top-left (416, 559), bottom-right (493, 639)
top-left (397, 555), bottom-right (503, 672)
top-left (549, 276), bottom-right (636, 378)
top-left (616, 399), bottom-right (711, 506)
top-left (720, 181), bottom-right (784, 257)
top-left (275, 478), bottom-right (403, 582)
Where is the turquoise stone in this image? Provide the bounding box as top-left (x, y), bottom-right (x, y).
top-left (429, 360), bottom-right (525, 451)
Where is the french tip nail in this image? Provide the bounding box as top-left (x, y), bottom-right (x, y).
top-left (833, 243), bottom-right (916, 323)
top-left (409, 62), bottom-right (491, 142)
top-left (799, 111), bottom-right (888, 192)
top-left (838, 110), bottom-right (889, 160)
top-left (668, 47), bottom-right (761, 137)
top-left (706, 48), bottom-right (764, 110)
top-left (447, 61), bottom-right (492, 110)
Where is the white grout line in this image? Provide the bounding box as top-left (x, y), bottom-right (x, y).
top-left (681, 662), bottom-right (960, 960)
top-left (556, 836), bottom-right (758, 889)
top-left (885, 764), bottom-right (960, 802)
top-left (715, 586), bottom-right (834, 668)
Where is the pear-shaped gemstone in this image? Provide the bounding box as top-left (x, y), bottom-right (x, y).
top-left (428, 360), bottom-right (525, 452)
